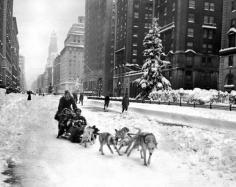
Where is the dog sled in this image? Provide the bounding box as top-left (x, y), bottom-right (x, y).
top-left (55, 108), bottom-right (99, 145)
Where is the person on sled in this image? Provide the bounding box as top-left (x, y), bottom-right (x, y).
top-left (55, 90), bottom-right (77, 138)
top-left (66, 108), bottom-right (87, 143)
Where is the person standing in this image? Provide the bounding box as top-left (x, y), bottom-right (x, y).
top-left (79, 93), bottom-right (84, 106)
top-left (72, 92), bottom-right (78, 104)
top-left (56, 90), bottom-right (78, 138)
top-left (104, 95), bottom-right (110, 111)
top-left (122, 94), bottom-right (129, 113)
top-left (27, 90), bottom-right (33, 100)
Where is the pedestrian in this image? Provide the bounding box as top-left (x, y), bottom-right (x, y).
top-left (122, 93), bottom-right (129, 113)
top-left (104, 95), bottom-right (110, 111)
top-left (27, 90), bottom-right (33, 100)
top-left (72, 92), bottom-right (78, 104)
top-left (79, 93), bottom-right (84, 106)
top-left (55, 90), bottom-right (78, 138)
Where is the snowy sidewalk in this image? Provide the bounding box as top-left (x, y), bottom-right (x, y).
top-left (88, 99), bottom-right (236, 131)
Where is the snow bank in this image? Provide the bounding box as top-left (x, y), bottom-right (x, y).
top-left (0, 90), bottom-right (27, 186)
top-left (149, 88), bottom-right (234, 105)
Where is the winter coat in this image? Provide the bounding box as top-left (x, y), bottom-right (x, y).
top-left (58, 96), bottom-right (77, 113)
top-left (27, 91), bottom-right (32, 100)
top-left (72, 93), bottom-right (78, 103)
top-left (79, 94), bottom-right (84, 101)
top-left (104, 96), bottom-right (110, 104)
top-left (122, 96), bottom-right (129, 107)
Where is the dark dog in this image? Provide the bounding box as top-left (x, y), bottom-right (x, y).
top-left (99, 132), bottom-right (121, 156)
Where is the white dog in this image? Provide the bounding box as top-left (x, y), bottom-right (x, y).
top-left (81, 126), bottom-right (95, 147)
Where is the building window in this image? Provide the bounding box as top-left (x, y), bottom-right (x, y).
top-left (208, 44), bottom-right (213, 52)
top-left (132, 59), bottom-right (137, 63)
top-left (172, 2), bottom-right (175, 11)
top-left (229, 33), bottom-right (236, 47)
top-left (209, 16), bottom-right (214, 24)
top-left (208, 30), bottom-right (213, 39)
top-left (189, 0), bottom-right (195, 9)
top-left (164, 7), bottom-right (167, 16)
top-left (134, 12), bottom-right (139, 18)
top-left (231, 18), bottom-right (236, 27)
top-left (204, 16), bottom-right (208, 24)
top-left (134, 3), bottom-right (139, 8)
top-left (203, 43), bottom-right (207, 49)
top-left (187, 28), bottom-right (194, 37)
top-left (187, 42), bottom-right (193, 48)
top-left (188, 13), bottom-right (195, 23)
top-left (204, 2), bottom-right (209, 10)
top-left (172, 16), bottom-right (175, 23)
top-left (210, 3), bottom-right (215, 11)
top-left (133, 49), bottom-right (137, 56)
top-left (227, 74), bottom-right (234, 85)
top-left (186, 56), bottom-right (194, 67)
top-left (229, 55), bottom-right (234, 66)
top-left (232, 0), bottom-right (236, 11)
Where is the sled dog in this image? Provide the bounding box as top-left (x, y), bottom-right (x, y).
top-left (81, 126), bottom-right (100, 147)
top-left (99, 132), bottom-right (121, 156)
top-left (116, 127), bottom-right (140, 151)
top-left (81, 127), bottom-right (95, 147)
top-left (126, 132), bottom-right (158, 166)
top-left (115, 127), bottom-right (129, 142)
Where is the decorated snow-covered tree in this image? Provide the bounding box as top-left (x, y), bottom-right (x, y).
top-left (136, 18), bottom-right (171, 100)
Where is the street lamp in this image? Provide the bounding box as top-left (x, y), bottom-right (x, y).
top-left (117, 81), bottom-right (121, 97)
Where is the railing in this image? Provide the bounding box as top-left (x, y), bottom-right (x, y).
top-left (87, 96), bottom-right (236, 112)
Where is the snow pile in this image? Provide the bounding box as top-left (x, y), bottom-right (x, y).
top-left (0, 91), bottom-right (27, 185)
top-left (162, 126), bottom-right (236, 181)
top-left (149, 88), bottom-right (233, 104)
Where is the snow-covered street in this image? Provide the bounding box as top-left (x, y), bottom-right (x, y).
top-left (1, 92), bottom-right (236, 187)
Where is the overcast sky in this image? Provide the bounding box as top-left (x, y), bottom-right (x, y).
top-left (14, 0), bottom-right (85, 89)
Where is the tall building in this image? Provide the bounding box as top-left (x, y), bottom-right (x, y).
top-left (56, 16), bottom-right (85, 93)
top-left (45, 31), bottom-right (58, 92)
top-left (84, 0), bottom-right (115, 96)
top-left (219, 0), bottom-right (236, 91)
top-left (53, 55), bottom-right (60, 93)
top-left (154, 0), bottom-right (222, 90)
top-left (11, 17), bottom-right (20, 87)
top-left (19, 55), bottom-right (26, 90)
top-left (113, 0), bottom-right (153, 96)
top-left (0, 0), bottom-right (20, 88)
